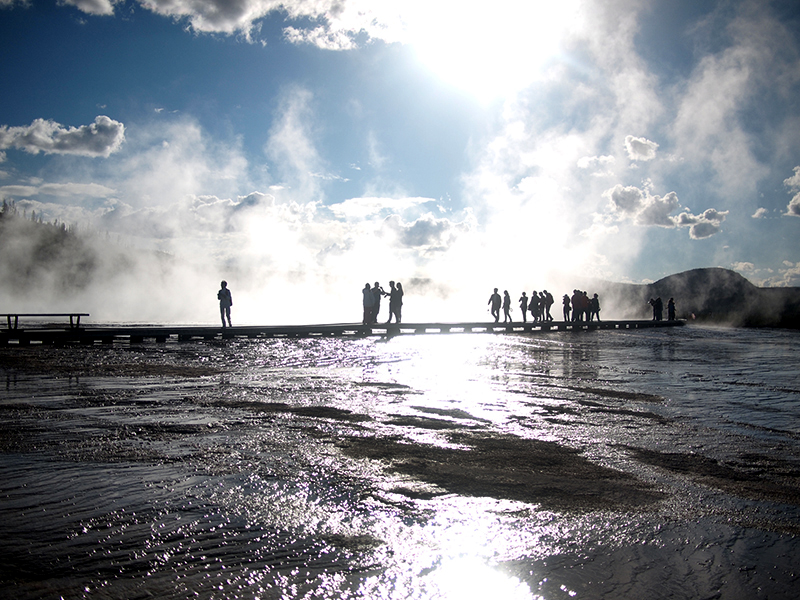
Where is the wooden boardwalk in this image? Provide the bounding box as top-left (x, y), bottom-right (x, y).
top-left (1, 319), bottom-right (684, 346)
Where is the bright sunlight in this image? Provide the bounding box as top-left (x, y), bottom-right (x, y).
top-left (406, 0), bottom-right (579, 103)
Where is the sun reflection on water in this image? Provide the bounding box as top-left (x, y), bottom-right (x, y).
top-left (428, 555), bottom-right (537, 600)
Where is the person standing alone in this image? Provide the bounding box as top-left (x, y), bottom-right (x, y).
top-left (488, 288), bottom-right (502, 322)
top-left (502, 290), bottom-right (512, 323)
top-left (218, 281), bottom-right (233, 328)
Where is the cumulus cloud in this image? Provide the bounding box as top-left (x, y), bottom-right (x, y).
top-left (784, 165), bottom-right (800, 189)
top-left (576, 154), bottom-right (615, 176)
top-left (329, 196), bottom-right (431, 221)
top-left (636, 191), bottom-right (679, 227)
top-left (786, 196), bottom-right (800, 217)
top-left (760, 261), bottom-right (800, 287)
top-left (752, 207), bottom-right (768, 218)
top-left (624, 135), bottom-right (658, 161)
top-left (0, 182), bottom-right (117, 198)
top-left (382, 212), bottom-right (472, 251)
top-left (283, 25), bottom-right (358, 51)
top-left (783, 166), bottom-right (800, 217)
top-left (0, 116), bottom-right (125, 158)
top-left (577, 155), bottom-right (614, 169)
top-left (59, 0), bottom-right (117, 16)
top-left (674, 208), bottom-right (729, 239)
top-left (96, 190), bottom-right (281, 239)
top-left (731, 261), bottom-right (754, 273)
top-left (604, 184), bottom-right (645, 215)
top-left (603, 183), bottom-right (727, 238)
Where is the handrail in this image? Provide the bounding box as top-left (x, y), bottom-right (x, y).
top-left (1, 313), bottom-right (90, 330)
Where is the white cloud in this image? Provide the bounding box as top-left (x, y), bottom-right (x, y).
top-left (329, 196), bottom-right (432, 221)
top-left (603, 183), bottom-right (727, 239)
top-left (761, 261), bottom-right (800, 287)
top-left (382, 212), bottom-right (472, 250)
top-left (635, 191), bottom-right (679, 227)
top-left (283, 25), bottom-right (358, 51)
top-left (0, 116), bottom-right (125, 158)
top-left (624, 135), bottom-right (658, 161)
top-left (731, 261), bottom-right (754, 272)
top-left (786, 195), bottom-right (800, 217)
top-left (576, 154), bottom-right (615, 176)
top-left (0, 182), bottom-right (116, 198)
top-left (604, 184), bottom-right (644, 215)
top-left (674, 208), bottom-right (729, 239)
top-left (784, 165), bottom-right (800, 189)
top-left (0, 185), bottom-right (38, 197)
top-left (59, 0), bottom-right (117, 16)
top-left (134, 0), bottom-right (281, 37)
top-left (752, 207), bottom-right (768, 218)
top-left (783, 166), bottom-right (800, 217)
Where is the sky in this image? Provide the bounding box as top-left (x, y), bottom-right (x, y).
top-left (1, 0), bottom-right (800, 323)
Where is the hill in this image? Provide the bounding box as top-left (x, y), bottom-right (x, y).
top-left (590, 268), bottom-right (800, 328)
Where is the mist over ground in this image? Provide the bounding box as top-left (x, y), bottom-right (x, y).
top-left (3, 204), bottom-right (798, 327)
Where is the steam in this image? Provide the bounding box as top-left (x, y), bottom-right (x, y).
top-left (2, 1), bottom-right (800, 323)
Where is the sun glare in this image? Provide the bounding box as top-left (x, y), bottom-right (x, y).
top-left (408, 0), bottom-right (577, 103)
top-left (432, 555), bottom-right (536, 599)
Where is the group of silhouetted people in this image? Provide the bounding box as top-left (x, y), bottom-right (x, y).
top-left (363, 281), bottom-right (404, 324)
top-left (215, 278), bottom-right (676, 328)
top-left (489, 287), bottom-right (602, 324)
top-left (563, 290), bottom-right (601, 323)
top-left (649, 297), bottom-right (677, 321)
top-left (510, 289), bottom-right (555, 323)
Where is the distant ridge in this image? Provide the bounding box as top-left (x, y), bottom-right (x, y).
top-left (589, 268), bottom-right (800, 329)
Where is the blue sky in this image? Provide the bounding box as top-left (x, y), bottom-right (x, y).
top-left (1, 0), bottom-right (800, 321)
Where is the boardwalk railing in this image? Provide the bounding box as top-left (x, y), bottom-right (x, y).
top-left (0, 319), bottom-right (683, 346)
top-left (2, 313), bottom-right (90, 331)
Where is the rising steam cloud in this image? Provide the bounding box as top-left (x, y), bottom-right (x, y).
top-left (2, 0), bottom-right (800, 324)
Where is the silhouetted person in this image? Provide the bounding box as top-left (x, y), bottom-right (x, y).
top-left (370, 282), bottom-right (386, 323)
top-left (562, 294), bottom-right (571, 322)
top-left (218, 281), bottom-right (232, 328)
top-left (503, 290), bottom-right (512, 322)
top-left (394, 281), bottom-right (405, 323)
top-left (543, 290), bottom-right (554, 321)
top-left (519, 292), bottom-right (528, 323)
top-left (668, 297), bottom-right (676, 321)
top-left (530, 291), bottom-right (540, 323)
top-left (590, 293), bottom-right (601, 322)
top-left (385, 281), bottom-right (397, 323)
top-left (488, 288), bottom-right (501, 322)
top-left (649, 297), bottom-right (663, 321)
top-left (582, 291), bottom-right (591, 321)
top-left (362, 283), bottom-right (374, 324)
top-left (571, 290), bottom-right (581, 322)
top-left (386, 281), bottom-right (404, 323)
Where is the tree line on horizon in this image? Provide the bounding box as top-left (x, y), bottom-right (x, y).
top-left (0, 199), bottom-right (135, 294)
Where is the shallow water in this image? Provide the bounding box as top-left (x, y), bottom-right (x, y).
top-left (1, 326), bottom-right (799, 599)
